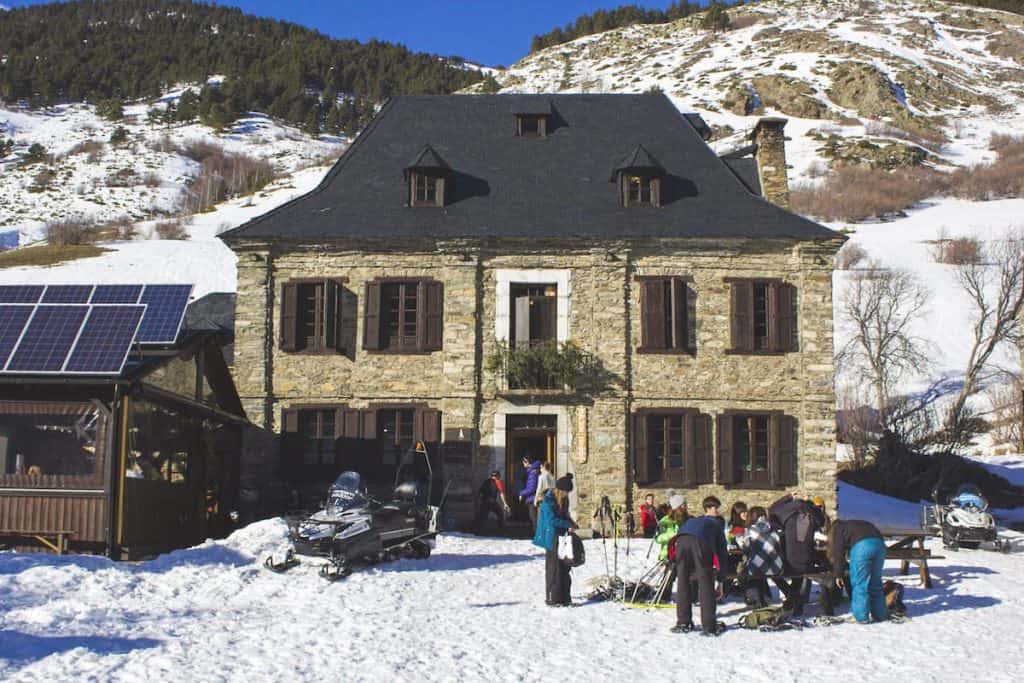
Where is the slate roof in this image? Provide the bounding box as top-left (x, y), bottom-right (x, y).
top-left (405, 144), bottom-right (450, 173)
top-left (222, 94), bottom-right (840, 242)
top-left (612, 144), bottom-right (664, 180)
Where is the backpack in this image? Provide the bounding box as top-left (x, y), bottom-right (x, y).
top-left (884, 580), bottom-right (906, 616)
top-left (666, 533), bottom-right (681, 563)
top-left (563, 533), bottom-right (586, 568)
top-left (738, 606), bottom-right (786, 630)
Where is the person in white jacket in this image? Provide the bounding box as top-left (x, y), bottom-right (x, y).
top-left (534, 461), bottom-right (556, 507)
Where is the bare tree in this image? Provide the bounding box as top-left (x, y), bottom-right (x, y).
top-left (839, 263), bottom-right (931, 430)
top-left (946, 231), bottom-right (1024, 442)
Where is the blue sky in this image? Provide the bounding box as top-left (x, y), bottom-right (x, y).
top-left (2, 1), bottom-right (690, 66)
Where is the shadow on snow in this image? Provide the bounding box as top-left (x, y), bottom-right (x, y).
top-left (0, 629), bottom-right (161, 664)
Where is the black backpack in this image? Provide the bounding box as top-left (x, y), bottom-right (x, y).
top-left (478, 477), bottom-right (497, 502)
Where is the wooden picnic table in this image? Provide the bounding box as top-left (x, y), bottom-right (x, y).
top-left (0, 528), bottom-right (75, 554)
top-left (880, 531), bottom-right (942, 588)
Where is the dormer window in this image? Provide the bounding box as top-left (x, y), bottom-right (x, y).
top-left (405, 144), bottom-right (451, 208)
top-left (516, 114), bottom-right (547, 138)
top-left (411, 173), bottom-right (440, 206)
top-left (612, 144), bottom-right (664, 208)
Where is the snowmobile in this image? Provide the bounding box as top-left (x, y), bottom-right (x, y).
top-left (265, 442), bottom-right (448, 579)
top-left (922, 483), bottom-right (1010, 552)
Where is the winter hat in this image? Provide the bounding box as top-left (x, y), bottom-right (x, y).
top-left (669, 494), bottom-right (686, 510)
top-left (812, 496), bottom-right (825, 508)
top-left (555, 473), bottom-right (574, 492)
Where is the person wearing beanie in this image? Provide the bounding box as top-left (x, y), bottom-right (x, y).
top-left (533, 473), bottom-right (577, 606)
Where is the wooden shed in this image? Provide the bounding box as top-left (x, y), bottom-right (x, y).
top-left (0, 288), bottom-right (252, 558)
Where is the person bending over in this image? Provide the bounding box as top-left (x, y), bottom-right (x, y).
top-left (672, 496), bottom-right (728, 636)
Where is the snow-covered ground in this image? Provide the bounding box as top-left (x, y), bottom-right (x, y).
top-left (2, 485), bottom-right (1023, 681)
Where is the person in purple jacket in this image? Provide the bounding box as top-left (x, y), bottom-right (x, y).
top-left (518, 457), bottom-right (541, 528)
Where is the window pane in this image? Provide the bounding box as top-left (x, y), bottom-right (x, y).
top-left (753, 416), bottom-right (769, 472)
top-left (661, 280), bottom-right (674, 348)
top-left (753, 283), bottom-right (769, 350)
top-left (297, 283), bottom-right (321, 348)
top-left (402, 285), bottom-right (418, 339)
top-left (647, 418), bottom-right (665, 481)
top-left (0, 407), bottom-right (100, 477)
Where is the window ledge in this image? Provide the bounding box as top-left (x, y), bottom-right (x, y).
top-left (280, 348), bottom-right (348, 356)
top-left (497, 388), bottom-right (573, 398)
top-left (362, 348), bottom-right (437, 356)
top-left (723, 350), bottom-right (793, 356)
top-left (636, 348), bottom-right (695, 356)
top-left (721, 482), bottom-right (788, 490)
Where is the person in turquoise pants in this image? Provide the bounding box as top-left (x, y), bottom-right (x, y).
top-left (829, 519), bottom-right (887, 623)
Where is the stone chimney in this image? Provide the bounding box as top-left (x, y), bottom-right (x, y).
top-left (749, 117), bottom-right (790, 209)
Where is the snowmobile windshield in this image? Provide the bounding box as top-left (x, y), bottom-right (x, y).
top-left (326, 471), bottom-right (366, 511)
top-left (951, 484), bottom-right (987, 510)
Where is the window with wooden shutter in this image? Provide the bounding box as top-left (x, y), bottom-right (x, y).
top-left (416, 408), bottom-right (442, 444)
top-left (366, 279), bottom-right (443, 353)
top-left (634, 409), bottom-right (710, 486)
top-left (729, 280), bottom-right (797, 354)
top-left (622, 175), bottom-right (661, 207)
top-left (280, 279), bottom-right (348, 354)
top-left (639, 277), bottom-right (692, 353)
top-left (720, 411), bottom-right (797, 488)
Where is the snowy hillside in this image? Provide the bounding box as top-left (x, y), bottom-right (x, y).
top-left (484, 0), bottom-right (1024, 181)
top-left (1, 483), bottom-right (1023, 681)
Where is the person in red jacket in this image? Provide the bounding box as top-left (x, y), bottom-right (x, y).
top-left (640, 493), bottom-right (659, 538)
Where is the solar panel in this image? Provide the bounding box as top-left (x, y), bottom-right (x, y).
top-left (6, 306), bottom-right (89, 372)
top-left (137, 285), bottom-right (192, 343)
top-left (42, 285), bottom-right (94, 304)
top-left (64, 305), bottom-right (145, 374)
top-left (91, 285), bottom-right (143, 304)
top-left (0, 285), bottom-right (44, 304)
top-left (0, 305), bottom-right (34, 368)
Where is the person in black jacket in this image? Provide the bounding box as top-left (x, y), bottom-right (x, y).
top-left (769, 492), bottom-right (826, 617)
top-left (829, 519), bottom-right (887, 623)
top-left (671, 496), bottom-right (729, 636)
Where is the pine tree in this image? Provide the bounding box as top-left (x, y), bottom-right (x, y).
top-left (479, 74), bottom-right (501, 93)
top-left (303, 104), bottom-right (321, 139)
top-left (96, 98), bottom-right (124, 121)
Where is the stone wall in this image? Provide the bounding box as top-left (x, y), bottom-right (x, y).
top-left (229, 235), bottom-right (843, 525)
top-left (752, 118), bottom-right (791, 209)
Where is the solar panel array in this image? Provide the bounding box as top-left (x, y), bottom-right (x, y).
top-left (0, 283), bottom-right (193, 375)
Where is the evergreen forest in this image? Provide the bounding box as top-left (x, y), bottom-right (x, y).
top-left (0, 0), bottom-right (482, 135)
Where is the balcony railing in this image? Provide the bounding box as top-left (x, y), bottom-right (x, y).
top-left (486, 340), bottom-right (593, 392)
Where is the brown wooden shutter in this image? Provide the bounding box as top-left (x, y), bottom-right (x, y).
top-left (730, 281), bottom-right (754, 352)
top-left (535, 297), bottom-right (557, 343)
top-left (323, 280), bottom-right (338, 351)
top-left (771, 282), bottom-right (796, 352)
top-left (282, 408), bottom-right (299, 433)
top-left (340, 408), bottom-right (361, 438)
top-left (693, 412), bottom-right (713, 485)
top-left (422, 281), bottom-right (444, 351)
top-left (671, 277), bottom-right (687, 351)
top-left (683, 411), bottom-right (697, 486)
top-left (435, 177), bottom-right (446, 207)
top-left (417, 408), bottom-right (442, 444)
top-left (633, 413), bottom-right (650, 485)
top-left (280, 283), bottom-right (299, 351)
top-left (771, 414), bottom-right (798, 487)
top-left (717, 414), bottom-right (736, 485)
top-left (651, 177), bottom-right (661, 207)
top-left (360, 409), bottom-right (377, 440)
top-left (363, 281), bottom-right (381, 350)
top-left (640, 280), bottom-right (666, 350)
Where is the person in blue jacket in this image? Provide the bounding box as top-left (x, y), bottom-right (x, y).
top-left (672, 496), bottom-right (729, 636)
top-left (533, 473), bottom-right (577, 606)
top-left (518, 457), bottom-right (541, 528)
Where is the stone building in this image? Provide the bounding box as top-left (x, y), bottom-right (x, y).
top-left (221, 94), bottom-right (845, 528)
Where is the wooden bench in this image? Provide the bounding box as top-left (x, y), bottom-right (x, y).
top-left (0, 529), bottom-right (75, 555)
top-left (884, 533), bottom-right (942, 588)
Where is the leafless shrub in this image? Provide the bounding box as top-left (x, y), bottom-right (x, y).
top-left (44, 218), bottom-right (100, 246)
top-left (148, 134), bottom-right (177, 154)
top-left (948, 134), bottom-right (1024, 200)
top-left (99, 217), bottom-right (138, 241)
top-left (837, 383), bottom-right (881, 466)
top-left (791, 165), bottom-right (945, 222)
top-left (835, 241), bottom-right (868, 270)
top-left (155, 218), bottom-right (188, 240)
top-left (67, 140), bottom-right (106, 158)
top-left (106, 167), bottom-right (138, 187)
top-left (931, 231), bottom-right (983, 265)
top-left (864, 119), bottom-right (947, 152)
top-left (179, 139), bottom-right (225, 163)
top-left (30, 167), bottom-right (57, 192)
top-left (986, 377), bottom-right (1023, 452)
top-left (729, 14), bottom-right (761, 30)
top-left (805, 160), bottom-right (829, 179)
top-left (142, 172), bottom-right (162, 188)
top-left (181, 151), bottom-right (275, 213)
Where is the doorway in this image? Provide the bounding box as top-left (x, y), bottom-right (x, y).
top-left (505, 414), bottom-right (557, 527)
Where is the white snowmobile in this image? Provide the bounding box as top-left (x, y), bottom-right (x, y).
top-left (266, 442), bottom-right (447, 579)
top-left (923, 483), bottom-right (1010, 552)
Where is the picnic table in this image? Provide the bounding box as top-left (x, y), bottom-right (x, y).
top-left (879, 530), bottom-right (942, 588)
top-left (0, 528), bottom-right (74, 554)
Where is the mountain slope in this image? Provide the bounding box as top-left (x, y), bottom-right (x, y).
top-left (479, 0), bottom-right (1024, 180)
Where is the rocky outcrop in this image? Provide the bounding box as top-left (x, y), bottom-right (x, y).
top-left (750, 75), bottom-right (829, 119)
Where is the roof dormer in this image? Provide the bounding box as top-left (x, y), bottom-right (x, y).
top-left (404, 144), bottom-right (451, 207)
top-left (513, 100), bottom-right (552, 138)
top-left (612, 144), bottom-right (664, 207)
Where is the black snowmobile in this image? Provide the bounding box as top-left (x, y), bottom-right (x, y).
top-left (265, 442), bottom-right (448, 580)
